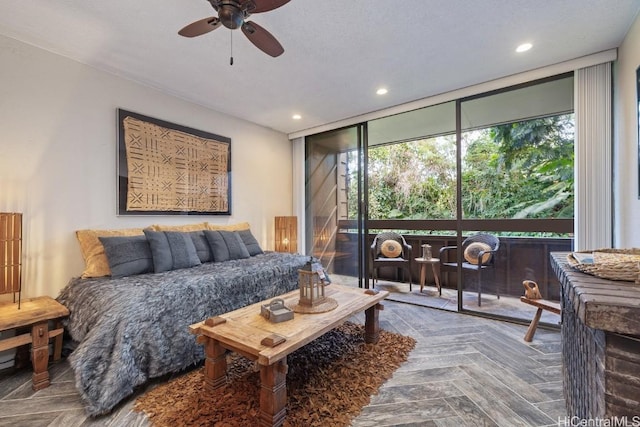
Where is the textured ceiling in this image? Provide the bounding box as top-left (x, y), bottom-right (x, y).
top-left (0, 0), bottom-right (638, 135)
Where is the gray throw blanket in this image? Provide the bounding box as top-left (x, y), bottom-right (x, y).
top-left (57, 252), bottom-right (310, 416)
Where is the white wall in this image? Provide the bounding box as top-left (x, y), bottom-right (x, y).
top-left (614, 13), bottom-right (640, 246)
top-left (0, 35), bottom-right (293, 299)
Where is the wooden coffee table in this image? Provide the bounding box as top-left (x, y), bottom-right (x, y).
top-left (189, 284), bottom-right (388, 427)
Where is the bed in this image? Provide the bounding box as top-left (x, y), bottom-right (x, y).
top-left (57, 251), bottom-right (310, 416)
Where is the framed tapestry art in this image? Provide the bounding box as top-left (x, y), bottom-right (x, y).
top-left (117, 109), bottom-right (231, 215)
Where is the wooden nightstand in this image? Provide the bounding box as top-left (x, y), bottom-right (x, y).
top-left (0, 296), bottom-right (69, 390)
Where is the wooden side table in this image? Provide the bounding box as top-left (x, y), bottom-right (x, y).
top-left (414, 257), bottom-right (441, 295)
top-left (0, 296), bottom-right (69, 390)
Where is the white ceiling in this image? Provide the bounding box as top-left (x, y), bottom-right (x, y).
top-left (0, 1), bottom-right (638, 136)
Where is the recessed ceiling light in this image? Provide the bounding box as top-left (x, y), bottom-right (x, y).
top-left (516, 43), bottom-right (532, 53)
top-left (292, 114), bottom-right (302, 120)
top-left (376, 88), bottom-right (388, 95)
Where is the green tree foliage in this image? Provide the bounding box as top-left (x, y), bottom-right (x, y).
top-left (362, 138), bottom-right (456, 219)
top-left (354, 114), bottom-right (574, 222)
top-left (472, 115), bottom-right (574, 219)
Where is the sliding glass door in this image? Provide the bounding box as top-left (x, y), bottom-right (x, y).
top-left (305, 124), bottom-right (369, 288)
top-left (458, 75), bottom-right (574, 318)
top-left (303, 73), bottom-right (575, 325)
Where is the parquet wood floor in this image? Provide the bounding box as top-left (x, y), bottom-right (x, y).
top-left (0, 298), bottom-right (564, 426)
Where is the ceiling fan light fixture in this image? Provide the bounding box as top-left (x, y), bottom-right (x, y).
top-left (219, 4), bottom-right (244, 29)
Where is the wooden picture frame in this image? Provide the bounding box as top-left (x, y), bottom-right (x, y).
top-left (117, 109), bottom-right (231, 215)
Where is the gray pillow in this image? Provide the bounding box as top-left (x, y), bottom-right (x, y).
top-left (189, 230), bottom-right (213, 263)
top-left (144, 229), bottom-right (201, 273)
top-left (237, 229), bottom-right (263, 256)
top-left (99, 235), bottom-right (153, 278)
top-left (204, 230), bottom-right (250, 262)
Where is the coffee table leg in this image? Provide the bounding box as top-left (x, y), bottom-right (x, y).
top-left (365, 304), bottom-right (382, 344)
top-left (203, 338), bottom-right (227, 390)
top-left (259, 357), bottom-right (288, 427)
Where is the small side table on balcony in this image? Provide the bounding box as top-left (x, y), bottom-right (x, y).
top-left (415, 257), bottom-right (441, 295)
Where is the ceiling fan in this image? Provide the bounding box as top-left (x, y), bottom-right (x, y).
top-left (179, 0), bottom-right (290, 58)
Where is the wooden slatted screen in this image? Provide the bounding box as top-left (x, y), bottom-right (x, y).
top-left (0, 213), bottom-right (22, 295)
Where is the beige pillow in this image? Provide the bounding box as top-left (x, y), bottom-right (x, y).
top-left (380, 240), bottom-right (402, 258)
top-left (76, 228), bottom-right (144, 278)
top-left (464, 242), bottom-right (492, 265)
top-left (207, 222), bottom-right (251, 231)
top-left (151, 222), bottom-right (208, 232)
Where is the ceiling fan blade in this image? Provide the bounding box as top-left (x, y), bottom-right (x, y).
top-left (241, 21), bottom-right (284, 57)
top-left (249, 0), bottom-right (290, 13)
top-left (178, 17), bottom-right (221, 37)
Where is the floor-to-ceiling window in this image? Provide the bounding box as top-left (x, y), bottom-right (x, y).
top-left (457, 75), bottom-right (574, 319)
top-left (304, 73), bottom-right (574, 324)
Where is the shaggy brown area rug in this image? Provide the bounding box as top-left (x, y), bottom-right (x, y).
top-left (134, 322), bottom-right (416, 427)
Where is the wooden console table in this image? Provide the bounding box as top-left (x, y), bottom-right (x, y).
top-left (550, 253), bottom-right (640, 417)
top-left (0, 296), bottom-right (69, 390)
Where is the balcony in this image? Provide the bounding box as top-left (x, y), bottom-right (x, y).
top-left (334, 233), bottom-right (571, 300)
top-left (313, 220), bottom-right (572, 325)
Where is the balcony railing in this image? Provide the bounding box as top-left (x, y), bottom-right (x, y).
top-left (316, 219), bottom-right (573, 303)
